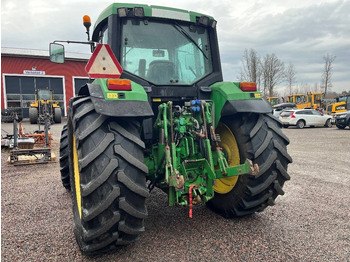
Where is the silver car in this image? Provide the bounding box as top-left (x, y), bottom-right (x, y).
top-left (279, 109), bottom-right (332, 128)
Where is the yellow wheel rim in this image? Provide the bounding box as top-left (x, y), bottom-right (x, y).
top-left (73, 134), bottom-right (82, 218)
top-left (213, 123), bottom-right (240, 194)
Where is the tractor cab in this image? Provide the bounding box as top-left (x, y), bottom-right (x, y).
top-left (37, 89), bottom-right (53, 101)
top-left (91, 5), bottom-right (223, 103)
top-left (118, 19), bottom-right (212, 85)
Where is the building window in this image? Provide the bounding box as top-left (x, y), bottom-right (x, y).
top-left (74, 77), bottom-right (93, 95)
top-left (4, 75), bottom-right (64, 118)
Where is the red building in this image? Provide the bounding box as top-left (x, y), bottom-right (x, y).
top-left (1, 47), bottom-right (90, 117)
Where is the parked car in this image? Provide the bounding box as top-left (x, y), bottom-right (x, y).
top-left (334, 110), bottom-right (350, 129)
top-left (279, 109), bottom-right (332, 128)
top-left (272, 102), bottom-right (296, 118)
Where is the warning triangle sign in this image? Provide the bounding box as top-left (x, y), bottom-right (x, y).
top-left (85, 44), bottom-right (123, 78)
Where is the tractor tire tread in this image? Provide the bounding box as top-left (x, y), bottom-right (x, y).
top-left (242, 190), bottom-right (273, 209)
top-left (114, 145), bottom-right (148, 173)
top-left (82, 211), bottom-right (121, 242)
top-left (247, 171), bottom-right (277, 196)
top-left (80, 232), bottom-right (119, 254)
top-left (60, 125), bottom-right (70, 189)
top-left (80, 159), bottom-right (119, 197)
top-left (117, 171), bottom-right (150, 198)
top-left (119, 197), bottom-right (148, 219)
top-left (110, 122), bottom-right (145, 149)
top-left (252, 131), bottom-right (273, 158)
top-left (82, 186), bottom-right (121, 222)
top-left (118, 220), bottom-right (145, 235)
top-left (273, 140), bottom-right (293, 163)
top-left (207, 113), bottom-right (291, 218)
top-left (78, 115), bottom-right (107, 141)
top-left (68, 96), bottom-right (148, 255)
top-left (79, 133), bottom-right (114, 169)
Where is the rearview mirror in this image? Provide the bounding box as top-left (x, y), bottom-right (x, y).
top-left (49, 43), bottom-right (65, 63)
top-left (153, 50), bottom-right (165, 57)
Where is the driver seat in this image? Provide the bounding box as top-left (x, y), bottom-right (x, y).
top-left (147, 60), bottom-right (175, 84)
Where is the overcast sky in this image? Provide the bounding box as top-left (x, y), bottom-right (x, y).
top-left (2, 0), bottom-right (349, 94)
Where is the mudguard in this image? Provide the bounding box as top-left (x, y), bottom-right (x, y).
top-left (210, 82), bottom-right (272, 126)
top-left (78, 78), bottom-right (153, 118)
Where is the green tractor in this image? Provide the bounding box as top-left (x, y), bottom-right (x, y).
top-left (51, 3), bottom-right (292, 255)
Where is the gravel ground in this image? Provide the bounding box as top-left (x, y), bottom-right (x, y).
top-left (1, 119), bottom-right (349, 261)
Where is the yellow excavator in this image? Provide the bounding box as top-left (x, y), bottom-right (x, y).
top-left (326, 93), bottom-right (350, 116)
top-left (267, 97), bottom-right (279, 106)
top-left (287, 92), bottom-right (323, 109)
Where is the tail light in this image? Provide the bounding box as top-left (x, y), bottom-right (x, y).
top-left (291, 112), bottom-right (296, 118)
top-left (107, 79), bottom-right (132, 91)
top-left (239, 82), bottom-right (257, 92)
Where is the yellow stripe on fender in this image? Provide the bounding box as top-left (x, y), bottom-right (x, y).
top-left (73, 134), bottom-right (82, 218)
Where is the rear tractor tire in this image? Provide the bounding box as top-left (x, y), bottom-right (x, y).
top-left (207, 113), bottom-right (292, 218)
top-left (60, 125), bottom-right (70, 190)
top-left (68, 96), bottom-right (148, 255)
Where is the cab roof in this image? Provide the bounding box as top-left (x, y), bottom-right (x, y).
top-left (94, 3), bottom-right (213, 29)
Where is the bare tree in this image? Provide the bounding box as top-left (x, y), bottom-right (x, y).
top-left (239, 48), bottom-right (262, 90)
top-left (261, 53), bottom-right (285, 97)
top-left (285, 63), bottom-right (296, 94)
top-left (321, 54), bottom-right (336, 96)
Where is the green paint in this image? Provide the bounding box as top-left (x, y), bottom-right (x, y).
top-left (146, 100), bottom-right (252, 207)
top-left (92, 78), bottom-right (148, 101)
top-left (210, 81), bottom-right (262, 126)
top-left (94, 3), bottom-right (213, 30)
top-left (215, 160), bottom-right (252, 179)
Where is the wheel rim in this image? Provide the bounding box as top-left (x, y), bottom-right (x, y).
top-left (298, 121), bottom-right (304, 128)
top-left (73, 134), bottom-right (82, 218)
top-left (213, 123), bottom-right (240, 194)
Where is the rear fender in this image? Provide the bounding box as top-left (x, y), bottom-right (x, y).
top-left (78, 78), bottom-right (153, 118)
top-left (210, 82), bottom-right (272, 126)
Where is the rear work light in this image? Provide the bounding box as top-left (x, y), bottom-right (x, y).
top-left (239, 82), bottom-right (257, 92)
top-left (107, 79), bottom-right (132, 91)
top-left (117, 7), bottom-right (144, 17)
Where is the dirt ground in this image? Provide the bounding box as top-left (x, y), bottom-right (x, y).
top-left (1, 119), bottom-right (349, 261)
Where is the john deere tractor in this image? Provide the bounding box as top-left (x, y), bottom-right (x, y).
top-left (51, 3), bottom-right (292, 255)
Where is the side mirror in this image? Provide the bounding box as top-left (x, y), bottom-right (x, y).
top-left (49, 43), bottom-right (65, 63)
